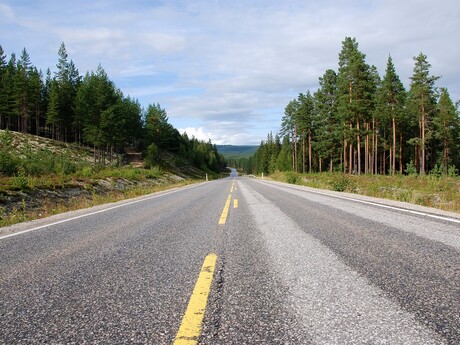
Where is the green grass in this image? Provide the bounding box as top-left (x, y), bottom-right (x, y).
top-left (268, 171), bottom-right (460, 213)
top-left (0, 177), bottom-right (202, 227)
top-left (0, 130), bottom-right (214, 227)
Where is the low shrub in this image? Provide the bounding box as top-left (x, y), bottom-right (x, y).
top-left (330, 174), bottom-right (352, 192)
top-left (285, 171), bottom-right (299, 184)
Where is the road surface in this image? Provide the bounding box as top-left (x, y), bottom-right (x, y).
top-left (1, 173), bottom-right (459, 344)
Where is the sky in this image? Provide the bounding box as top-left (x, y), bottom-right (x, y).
top-left (1, 0), bottom-right (459, 145)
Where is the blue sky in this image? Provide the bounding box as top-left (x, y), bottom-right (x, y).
top-left (1, 0), bottom-right (459, 145)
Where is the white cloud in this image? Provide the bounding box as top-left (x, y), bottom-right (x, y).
top-left (1, 0), bottom-right (459, 144)
top-left (179, 127), bottom-right (213, 142)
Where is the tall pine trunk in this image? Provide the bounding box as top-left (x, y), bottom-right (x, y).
top-left (420, 99), bottom-right (426, 174)
top-left (399, 133), bottom-right (403, 174)
top-left (302, 132), bottom-right (306, 174)
top-left (356, 119), bottom-right (361, 175)
top-left (343, 121), bottom-right (347, 174)
top-left (392, 110), bottom-right (396, 175)
top-left (308, 128), bottom-right (312, 173)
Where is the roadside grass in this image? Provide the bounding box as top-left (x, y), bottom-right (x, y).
top-left (267, 171), bottom-right (460, 213)
top-left (0, 165), bottom-right (165, 191)
top-left (0, 177), bottom-right (201, 227)
top-left (0, 130), bottom-right (215, 228)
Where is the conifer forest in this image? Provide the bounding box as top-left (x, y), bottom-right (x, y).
top-left (251, 37), bottom-right (459, 176)
top-left (0, 42), bottom-right (225, 174)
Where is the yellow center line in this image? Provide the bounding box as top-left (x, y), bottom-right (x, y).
top-left (218, 194), bottom-right (232, 225)
top-left (174, 253), bottom-right (217, 345)
top-left (233, 199), bottom-right (238, 208)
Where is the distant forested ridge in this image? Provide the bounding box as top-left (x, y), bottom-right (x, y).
top-left (216, 145), bottom-right (257, 172)
top-left (251, 37), bottom-right (460, 176)
top-left (216, 145), bottom-right (257, 155)
top-left (0, 42), bottom-right (225, 173)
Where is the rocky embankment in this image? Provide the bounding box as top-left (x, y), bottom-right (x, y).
top-left (0, 174), bottom-right (186, 222)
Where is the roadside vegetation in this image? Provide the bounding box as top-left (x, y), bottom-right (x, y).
top-left (266, 171), bottom-right (460, 213)
top-left (0, 130), bottom-right (224, 227)
top-left (236, 36), bottom-right (460, 213)
top-left (0, 42), bottom-right (228, 227)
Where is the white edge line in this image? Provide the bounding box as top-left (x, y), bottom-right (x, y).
top-left (0, 182), bottom-right (204, 240)
top-left (256, 180), bottom-right (460, 225)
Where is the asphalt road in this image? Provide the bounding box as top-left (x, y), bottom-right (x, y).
top-left (1, 174), bottom-right (459, 344)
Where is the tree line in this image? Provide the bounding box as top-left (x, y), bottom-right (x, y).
top-left (0, 42), bottom-right (225, 173)
top-left (251, 37), bottom-right (459, 176)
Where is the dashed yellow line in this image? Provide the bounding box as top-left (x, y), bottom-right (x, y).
top-left (218, 194), bottom-right (232, 225)
top-left (233, 199), bottom-right (238, 208)
top-left (174, 253), bottom-right (218, 345)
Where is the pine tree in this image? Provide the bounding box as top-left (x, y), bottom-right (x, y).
top-left (43, 68), bottom-right (52, 136)
top-left (145, 103), bottom-right (181, 152)
top-left (54, 42), bottom-right (80, 141)
top-left (16, 48), bottom-right (32, 133)
top-left (407, 53), bottom-right (440, 174)
top-left (28, 67), bottom-right (44, 135)
top-left (378, 56), bottom-right (406, 174)
top-left (77, 65), bottom-right (119, 161)
top-left (296, 91), bottom-right (315, 173)
top-left (365, 65), bottom-right (379, 174)
top-left (434, 88), bottom-right (458, 173)
top-left (4, 53), bottom-right (18, 130)
top-left (281, 100), bottom-right (299, 171)
top-left (46, 80), bottom-right (59, 139)
top-left (314, 69), bottom-right (340, 172)
top-left (0, 45), bottom-right (8, 129)
top-left (337, 37), bottom-right (373, 174)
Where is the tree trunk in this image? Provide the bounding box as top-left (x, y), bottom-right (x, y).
top-left (302, 132), bottom-right (306, 174)
top-left (364, 122), bottom-right (369, 174)
top-left (349, 122), bottom-right (353, 174)
top-left (399, 132), bottom-right (403, 174)
top-left (389, 144), bottom-right (392, 175)
top-left (371, 118), bottom-right (375, 175)
top-left (308, 128), bottom-right (312, 173)
top-left (349, 143), bottom-right (353, 174)
top-left (392, 114), bottom-right (396, 175)
top-left (375, 121), bottom-right (379, 175)
top-left (343, 122), bottom-right (347, 174)
top-left (420, 101), bottom-right (426, 174)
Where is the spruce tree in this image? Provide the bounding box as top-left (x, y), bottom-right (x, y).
top-left (276, 136), bottom-right (292, 171)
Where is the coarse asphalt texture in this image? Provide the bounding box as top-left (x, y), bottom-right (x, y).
top-left (1, 171), bottom-right (459, 344)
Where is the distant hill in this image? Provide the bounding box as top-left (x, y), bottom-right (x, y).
top-left (216, 145), bottom-right (258, 158)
